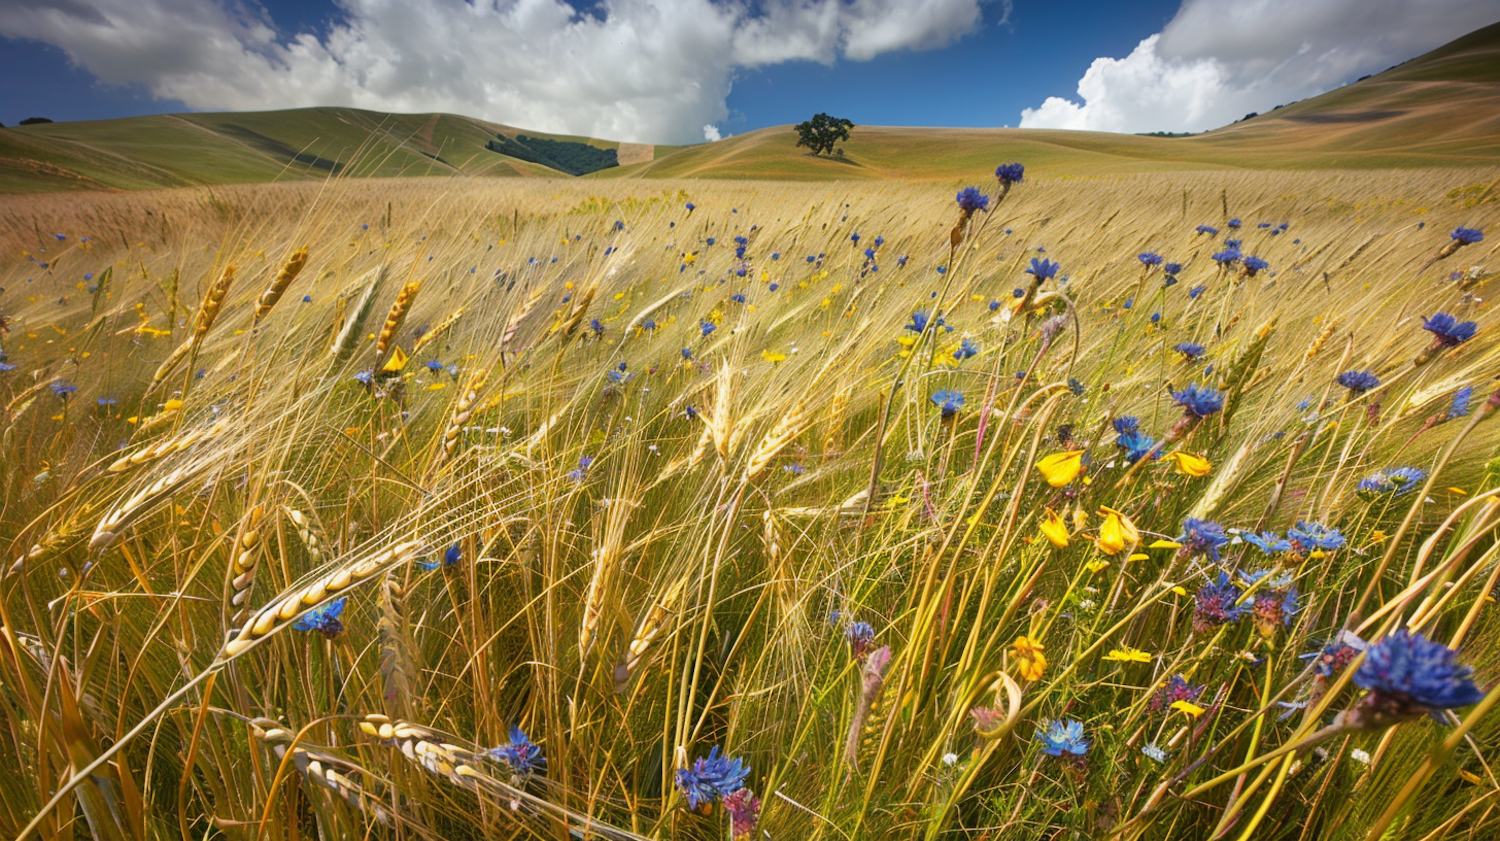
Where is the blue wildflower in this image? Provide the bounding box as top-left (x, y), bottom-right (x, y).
top-left (1188, 285), bottom-right (1206, 299)
top-left (1026, 258), bottom-right (1059, 280)
top-left (1350, 629), bottom-right (1485, 722)
top-left (846, 621), bottom-right (876, 660)
top-left (1228, 218), bottom-right (1242, 228)
top-left (1243, 531), bottom-right (1291, 554)
top-left (1288, 521), bottom-right (1345, 554)
top-left (1212, 248), bottom-right (1242, 266)
top-left (1138, 252), bottom-right (1163, 266)
top-left (952, 338), bottom-right (978, 361)
top-left (293, 596), bottom-right (348, 638)
top-left (681, 348), bottom-right (694, 360)
top-left (674, 747), bottom-right (750, 811)
top-left (1336, 370), bottom-right (1380, 394)
top-left (1142, 744), bottom-right (1167, 762)
top-left (567, 456), bottom-right (593, 482)
top-left (850, 233), bottom-right (860, 244)
top-left (1451, 227), bottom-right (1484, 245)
top-left (1449, 386), bottom-right (1473, 419)
top-left (995, 162), bottom-right (1025, 185)
top-left (49, 381), bottom-right (77, 400)
top-left (1358, 467), bottom-right (1426, 498)
top-left (1038, 719), bottom-right (1088, 758)
top-left (1171, 383), bottom-right (1224, 417)
top-left (1174, 342), bottom-right (1206, 360)
top-left (956, 187), bottom-right (990, 215)
top-left (1242, 255), bottom-right (1269, 275)
top-left (731, 293), bottom-right (747, 304)
top-left (1193, 573), bottom-right (1246, 632)
top-left (426, 360), bottom-right (444, 373)
top-left (1422, 312), bottom-right (1477, 347)
top-left (1178, 517), bottom-right (1229, 561)
top-left (906, 311), bottom-right (931, 333)
top-left (701, 321), bottom-right (716, 337)
top-left (490, 726), bottom-right (546, 778)
top-left (931, 389), bottom-right (964, 418)
top-left (1196, 225), bottom-right (1219, 236)
top-left (1164, 262), bottom-right (1183, 276)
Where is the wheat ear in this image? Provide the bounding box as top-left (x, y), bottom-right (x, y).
top-left (614, 576), bottom-right (689, 691)
top-left (227, 505), bottom-right (265, 630)
top-left (222, 540), bottom-right (421, 656)
top-left (376, 280), bottom-right (421, 358)
top-left (253, 247), bottom-right (309, 322)
top-left (412, 306), bottom-right (464, 354)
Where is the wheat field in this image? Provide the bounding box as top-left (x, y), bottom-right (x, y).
top-left (1, 168), bottom-right (1498, 840)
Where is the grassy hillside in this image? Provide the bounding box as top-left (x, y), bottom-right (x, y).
top-left (0, 108), bottom-right (675, 193)
top-left (607, 20), bottom-right (1500, 180)
top-left (2, 21), bottom-right (1498, 193)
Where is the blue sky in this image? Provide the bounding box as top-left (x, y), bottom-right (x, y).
top-left (1, 0), bottom-right (1494, 143)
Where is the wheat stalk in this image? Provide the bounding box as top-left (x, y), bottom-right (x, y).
top-left (253, 247), bottom-right (309, 323)
top-left (376, 280), bottom-right (421, 359)
top-left (412, 306), bottom-right (464, 355)
top-left (107, 417), bottom-right (230, 473)
top-left (227, 505), bottom-right (265, 630)
top-left (743, 401), bottom-right (811, 484)
top-left (222, 539), bottom-right (421, 656)
top-left (90, 453), bottom-right (219, 551)
top-left (614, 575), bottom-right (689, 691)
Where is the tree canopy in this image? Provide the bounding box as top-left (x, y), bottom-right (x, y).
top-left (794, 113), bottom-right (854, 156)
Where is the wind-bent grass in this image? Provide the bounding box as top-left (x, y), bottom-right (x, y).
top-left (0, 168), bottom-right (1497, 840)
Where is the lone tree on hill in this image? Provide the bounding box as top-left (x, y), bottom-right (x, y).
top-left (794, 113), bottom-right (854, 156)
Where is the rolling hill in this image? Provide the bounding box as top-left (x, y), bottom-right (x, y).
top-left (0, 108), bottom-right (672, 193)
top-left (2, 19), bottom-right (1497, 193)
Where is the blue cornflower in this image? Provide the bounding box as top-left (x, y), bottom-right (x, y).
top-left (874, 236), bottom-right (884, 247)
top-left (426, 360), bottom-right (444, 373)
top-left (1288, 521), bottom-right (1345, 554)
top-left (850, 233), bottom-right (860, 244)
top-left (953, 338), bottom-right (978, 361)
top-left (771, 252), bottom-right (780, 260)
top-left (1451, 227), bottom-right (1484, 245)
top-left (1038, 719), bottom-right (1089, 758)
top-left (97, 396), bottom-right (118, 407)
top-left (931, 389), bottom-right (964, 418)
top-left (1117, 430), bottom-right (1156, 464)
top-left (1113, 416), bottom-right (1140, 435)
top-left (1164, 261), bottom-right (1183, 275)
top-left (846, 621), bottom-right (876, 660)
top-left (1138, 252), bottom-right (1163, 266)
top-left (674, 747), bottom-right (750, 811)
top-left (1228, 218), bottom-right (1242, 228)
top-left (1243, 531), bottom-right (1292, 554)
top-left (681, 347), bottom-right (694, 360)
top-left (1422, 312), bottom-right (1477, 347)
top-left (567, 455), bottom-right (593, 482)
top-left (731, 293), bottom-right (747, 304)
top-left (1449, 386), bottom-right (1473, 419)
top-left (1242, 255), bottom-right (1269, 275)
top-left (55, 233), bottom-right (66, 240)
top-left (1212, 248), bottom-right (1242, 266)
top-left (1026, 258), bottom-right (1059, 280)
top-left (641, 319), bottom-right (657, 332)
top-left (293, 596), bottom-right (348, 638)
top-left (1151, 312), bottom-right (1162, 323)
top-left (421, 543), bottom-right (463, 570)
top-left (1188, 285), bottom-right (1206, 298)
top-left (1257, 222), bottom-right (1271, 229)
top-left (906, 311), bottom-right (931, 333)
top-left (49, 381), bottom-right (77, 400)
top-left (685, 202), bottom-right (695, 211)
top-left (490, 726), bottom-right (546, 778)
top-left (701, 321), bottom-right (716, 337)
top-left (1336, 370), bottom-right (1380, 394)
top-left (897, 255), bottom-right (908, 266)
top-left (1193, 572), bottom-right (1246, 632)
top-left (1178, 517), bottom-right (1229, 561)
top-left (936, 266), bottom-right (947, 275)
top-left (995, 162), bottom-right (1025, 185)
top-left (1171, 383), bottom-right (1224, 417)
top-left (863, 248), bottom-right (876, 260)
top-left (1174, 342), bottom-right (1206, 360)
top-left (302, 294), bottom-right (312, 302)
top-left (353, 370), bottom-right (373, 385)
top-left (956, 187), bottom-right (990, 215)
top-left (1352, 629), bottom-right (1485, 720)
top-left (607, 365), bottom-right (630, 384)
top-left (1358, 467), bottom-right (1426, 498)
top-left (1196, 225), bottom-right (1219, 236)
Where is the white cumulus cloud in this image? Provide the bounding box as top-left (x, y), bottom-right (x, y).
top-left (1020, 0), bottom-right (1500, 134)
top-left (703, 124), bottom-right (723, 142)
top-left (0, 0), bottom-right (1007, 144)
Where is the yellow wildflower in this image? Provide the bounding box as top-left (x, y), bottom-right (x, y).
top-left (1103, 647), bottom-right (1152, 663)
top-left (1172, 700), bottom-right (1206, 718)
top-left (1097, 506), bottom-right (1139, 555)
top-left (1039, 508), bottom-right (1070, 548)
top-left (1166, 452), bottom-right (1212, 477)
top-left (1010, 636), bottom-right (1047, 682)
top-left (1035, 450), bottom-right (1085, 487)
